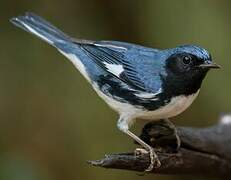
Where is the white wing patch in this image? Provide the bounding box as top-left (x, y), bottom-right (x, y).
top-left (103, 62), bottom-right (124, 77)
top-left (19, 20), bottom-right (54, 44)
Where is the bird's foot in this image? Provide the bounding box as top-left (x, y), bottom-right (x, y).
top-left (135, 147), bottom-right (161, 171)
top-left (135, 148), bottom-right (148, 155)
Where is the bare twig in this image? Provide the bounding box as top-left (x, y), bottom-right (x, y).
top-left (88, 115), bottom-right (231, 178)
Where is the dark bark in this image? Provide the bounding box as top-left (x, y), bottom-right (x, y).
top-left (88, 115), bottom-right (231, 178)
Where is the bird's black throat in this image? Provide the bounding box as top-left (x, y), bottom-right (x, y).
top-left (161, 69), bottom-right (208, 97)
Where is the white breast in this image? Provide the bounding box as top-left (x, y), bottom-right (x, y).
top-left (93, 84), bottom-right (199, 121)
top-left (138, 90), bottom-right (200, 120)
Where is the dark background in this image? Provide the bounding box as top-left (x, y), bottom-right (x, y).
top-left (0, 0), bottom-right (229, 180)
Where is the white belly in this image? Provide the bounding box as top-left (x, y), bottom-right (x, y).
top-left (94, 84), bottom-right (200, 121)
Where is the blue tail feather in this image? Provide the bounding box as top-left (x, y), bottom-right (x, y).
top-left (10, 12), bottom-right (71, 46)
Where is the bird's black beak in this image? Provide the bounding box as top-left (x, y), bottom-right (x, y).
top-left (199, 62), bottom-right (221, 69)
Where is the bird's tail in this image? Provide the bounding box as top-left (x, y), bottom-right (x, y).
top-left (10, 12), bottom-right (72, 47)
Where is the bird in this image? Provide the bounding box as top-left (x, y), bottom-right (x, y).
top-left (10, 12), bottom-right (220, 172)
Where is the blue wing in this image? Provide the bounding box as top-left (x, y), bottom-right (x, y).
top-left (11, 12), bottom-right (165, 102)
top-left (76, 40), bottom-right (164, 94)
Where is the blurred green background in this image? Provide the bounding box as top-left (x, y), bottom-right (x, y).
top-left (0, 0), bottom-right (229, 179)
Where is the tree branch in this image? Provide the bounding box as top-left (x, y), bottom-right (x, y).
top-left (88, 115), bottom-right (231, 178)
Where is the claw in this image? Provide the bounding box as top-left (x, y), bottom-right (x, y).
top-left (134, 147), bottom-right (161, 172)
top-left (145, 148), bottom-right (161, 172)
top-left (135, 148), bottom-right (148, 155)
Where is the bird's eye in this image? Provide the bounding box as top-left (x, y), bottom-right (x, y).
top-left (182, 56), bottom-right (192, 65)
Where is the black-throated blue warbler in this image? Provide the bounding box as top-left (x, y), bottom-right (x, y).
top-left (10, 12), bottom-right (220, 171)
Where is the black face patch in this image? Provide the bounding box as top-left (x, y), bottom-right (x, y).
top-left (166, 53), bottom-right (204, 74)
top-left (164, 53), bottom-right (209, 96)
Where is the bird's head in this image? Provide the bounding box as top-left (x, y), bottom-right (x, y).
top-left (163, 45), bottom-right (220, 96)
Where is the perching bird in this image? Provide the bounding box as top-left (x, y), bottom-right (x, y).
top-left (10, 12), bottom-right (220, 171)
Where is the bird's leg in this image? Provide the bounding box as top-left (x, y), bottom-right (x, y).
top-left (126, 130), bottom-right (161, 171)
top-left (117, 117), bottom-right (161, 172)
top-left (163, 118), bottom-right (181, 150)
